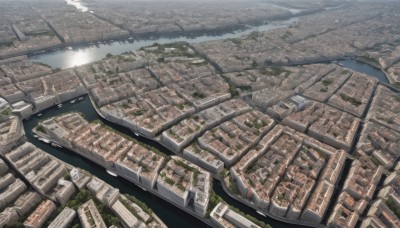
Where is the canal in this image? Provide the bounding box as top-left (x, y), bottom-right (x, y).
top-left (24, 97), bottom-right (207, 227)
top-left (24, 96), bottom-right (301, 228)
top-left (22, 58), bottom-right (390, 228)
top-left (23, 3), bottom-right (391, 226)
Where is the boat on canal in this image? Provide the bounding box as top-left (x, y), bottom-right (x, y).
top-left (106, 170), bottom-right (118, 177)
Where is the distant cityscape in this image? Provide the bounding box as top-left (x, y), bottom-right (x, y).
top-left (0, 0), bottom-right (400, 228)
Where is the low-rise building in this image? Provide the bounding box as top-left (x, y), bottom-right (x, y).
top-left (328, 73), bottom-right (377, 118)
top-left (111, 200), bottom-right (145, 228)
top-left (54, 179), bottom-right (76, 205)
top-left (70, 168), bottom-right (91, 190)
top-left (0, 115), bottom-right (24, 153)
top-left (210, 202), bottom-right (261, 228)
top-left (0, 207), bottom-right (19, 227)
top-left (230, 125), bottom-right (345, 223)
top-left (157, 156), bottom-right (211, 217)
top-left (77, 199), bottom-right (107, 228)
top-left (48, 207), bottom-right (76, 228)
top-left (365, 199), bottom-right (400, 228)
top-left (342, 160), bottom-right (383, 201)
top-left (0, 178), bottom-right (27, 209)
top-left (13, 191), bottom-right (42, 217)
top-left (23, 200), bottom-right (56, 228)
top-left (283, 101), bottom-right (360, 151)
top-left (11, 100), bottom-right (33, 119)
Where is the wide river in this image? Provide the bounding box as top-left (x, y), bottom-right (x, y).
top-left (24, 2), bottom-right (390, 227)
top-left (29, 18), bottom-right (298, 69)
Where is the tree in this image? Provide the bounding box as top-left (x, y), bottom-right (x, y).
top-left (36, 125), bottom-right (47, 134)
top-left (64, 173), bottom-right (71, 181)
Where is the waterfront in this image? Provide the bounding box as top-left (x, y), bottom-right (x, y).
top-left (65, 0), bottom-right (88, 12)
top-left (21, 26), bottom-right (394, 228)
top-left (23, 96), bottom-right (301, 228)
top-left (20, 56), bottom-right (391, 227)
top-left (21, 3), bottom-right (391, 227)
top-left (23, 97), bottom-right (207, 228)
top-left (337, 59), bottom-right (389, 84)
top-left (29, 17), bottom-right (298, 69)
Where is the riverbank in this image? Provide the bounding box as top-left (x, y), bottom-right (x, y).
top-left (9, 20), bottom-right (278, 64)
top-left (32, 116), bottom-right (224, 228)
top-left (22, 100), bottom-right (209, 227)
top-left (84, 87), bottom-right (310, 227)
top-left (35, 126), bottom-right (217, 227)
top-left (23, 93), bottom-right (301, 228)
top-left (221, 176), bottom-right (324, 228)
top-left (270, 57), bottom-right (391, 84)
top-left (18, 50), bottom-right (394, 227)
top-left (27, 16), bottom-right (299, 69)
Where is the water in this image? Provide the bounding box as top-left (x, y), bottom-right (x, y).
top-left (24, 96), bottom-right (300, 228)
top-left (24, 24), bottom-right (389, 228)
top-left (24, 3), bottom-right (303, 226)
top-left (338, 59), bottom-right (389, 83)
top-left (262, 3), bottom-right (302, 14)
top-left (66, 0), bottom-right (88, 12)
top-left (22, 60), bottom-right (388, 228)
top-left (23, 2), bottom-right (388, 226)
top-left (23, 97), bottom-right (206, 227)
top-left (29, 19), bottom-right (298, 69)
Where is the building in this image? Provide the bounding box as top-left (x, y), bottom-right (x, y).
top-left (111, 200), bottom-right (145, 228)
top-left (0, 207), bottom-right (19, 227)
top-left (55, 179), bottom-right (76, 205)
top-left (13, 191), bottom-right (42, 217)
top-left (210, 202), bottom-right (261, 228)
top-left (11, 101), bottom-right (33, 119)
top-left (156, 156), bottom-right (211, 217)
top-left (23, 200), bottom-right (56, 228)
top-left (0, 97), bottom-right (9, 110)
top-left (78, 199), bottom-right (107, 228)
top-left (48, 207), bottom-right (76, 228)
top-left (70, 168), bottom-right (91, 190)
top-left (0, 178), bottom-right (27, 209)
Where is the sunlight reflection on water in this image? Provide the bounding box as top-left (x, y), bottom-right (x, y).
top-left (65, 0), bottom-right (88, 12)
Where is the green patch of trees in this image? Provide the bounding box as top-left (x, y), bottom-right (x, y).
top-left (36, 125), bottom-right (47, 134)
top-left (260, 67), bottom-right (291, 77)
top-left (228, 83), bottom-right (239, 97)
top-left (1, 107), bottom-right (12, 116)
top-left (340, 93), bottom-right (362, 106)
top-left (386, 199), bottom-right (400, 218)
top-left (192, 91), bottom-right (205, 99)
top-left (62, 190), bottom-right (121, 227)
top-left (125, 194), bottom-right (153, 214)
top-left (321, 78), bottom-right (333, 86)
top-left (173, 159), bottom-right (199, 174)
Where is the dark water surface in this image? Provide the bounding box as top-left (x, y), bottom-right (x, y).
top-left (337, 59), bottom-right (389, 83)
top-left (23, 6), bottom-right (389, 226)
top-left (24, 96), bottom-right (299, 228)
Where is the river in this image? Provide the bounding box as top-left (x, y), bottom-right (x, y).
top-left (24, 3), bottom-right (305, 227)
top-left (22, 57), bottom-right (389, 227)
top-left (66, 0), bottom-right (88, 12)
top-left (29, 17), bottom-right (298, 70)
top-left (23, 2), bottom-right (390, 227)
top-left (23, 59), bottom-right (390, 228)
top-left (24, 97), bottom-right (206, 228)
top-left (24, 96), bottom-right (300, 228)
top-left (337, 59), bottom-right (389, 84)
